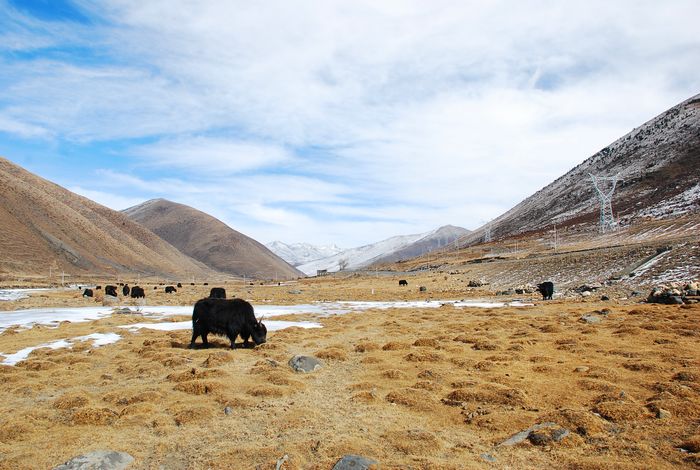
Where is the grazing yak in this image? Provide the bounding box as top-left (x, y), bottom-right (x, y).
top-left (130, 286), bottom-right (145, 298)
top-left (209, 287), bottom-right (226, 299)
top-left (105, 285), bottom-right (118, 297)
top-left (177, 282), bottom-right (182, 288)
top-left (82, 288), bottom-right (93, 298)
top-left (537, 282), bottom-right (554, 300)
top-left (399, 280), bottom-right (408, 286)
top-left (122, 285), bottom-right (130, 296)
top-left (165, 286), bottom-right (177, 294)
top-left (189, 298), bottom-right (267, 349)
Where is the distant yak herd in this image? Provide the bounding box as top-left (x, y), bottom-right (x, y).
top-left (81, 283), bottom-right (227, 300)
top-left (80, 277), bottom-right (556, 352)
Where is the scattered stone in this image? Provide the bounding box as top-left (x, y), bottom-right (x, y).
top-left (480, 453), bottom-right (497, 463)
top-left (580, 314), bottom-right (602, 324)
top-left (656, 408), bottom-right (671, 419)
top-left (527, 431), bottom-right (551, 446)
top-left (647, 282), bottom-right (699, 304)
top-left (288, 289), bottom-right (302, 294)
top-left (631, 290), bottom-right (642, 297)
top-left (113, 308), bottom-right (135, 315)
top-left (288, 355), bottom-right (323, 373)
top-left (419, 286), bottom-right (427, 292)
top-left (224, 406), bottom-right (233, 416)
top-left (574, 366), bottom-right (590, 373)
top-left (275, 454), bottom-right (289, 470)
top-left (468, 280), bottom-right (484, 287)
top-left (551, 428), bottom-right (570, 442)
top-left (601, 295), bottom-right (610, 301)
top-left (53, 450), bottom-right (134, 470)
top-left (581, 291), bottom-right (591, 297)
top-left (332, 454), bottom-right (379, 470)
top-left (498, 422), bottom-right (570, 447)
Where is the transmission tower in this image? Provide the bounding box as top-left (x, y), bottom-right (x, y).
top-left (483, 223), bottom-right (492, 243)
top-left (589, 173), bottom-right (619, 232)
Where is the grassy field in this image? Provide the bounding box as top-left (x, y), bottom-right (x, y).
top-left (0, 275), bottom-right (698, 469)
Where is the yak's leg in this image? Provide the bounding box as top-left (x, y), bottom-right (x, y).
top-left (227, 327), bottom-right (240, 349)
top-left (201, 332), bottom-right (210, 348)
top-left (189, 325), bottom-right (201, 349)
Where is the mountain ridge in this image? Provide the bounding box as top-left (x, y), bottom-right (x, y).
top-left (297, 224), bottom-right (469, 275)
top-left (0, 157), bottom-right (214, 279)
top-left (123, 199), bottom-right (303, 279)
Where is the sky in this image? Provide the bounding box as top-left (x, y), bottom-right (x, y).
top-left (1, 1), bottom-right (699, 248)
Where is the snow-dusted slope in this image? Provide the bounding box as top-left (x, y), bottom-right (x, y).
top-left (460, 93), bottom-right (700, 245)
top-left (265, 241), bottom-right (343, 266)
top-left (369, 225), bottom-right (470, 266)
top-left (297, 232), bottom-right (430, 275)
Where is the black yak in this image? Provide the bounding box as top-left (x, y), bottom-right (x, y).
top-left (165, 286), bottom-right (177, 294)
top-left (209, 287), bottom-right (226, 299)
top-left (537, 282), bottom-right (554, 300)
top-left (82, 288), bottom-right (93, 298)
top-left (189, 298), bottom-right (266, 349)
top-left (177, 282), bottom-right (182, 288)
top-left (399, 279), bottom-right (408, 286)
top-left (122, 284), bottom-right (130, 296)
top-left (105, 285), bottom-right (118, 297)
top-left (130, 286), bottom-right (145, 298)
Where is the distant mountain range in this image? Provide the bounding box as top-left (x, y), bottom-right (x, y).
top-left (460, 93), bottom-right (700, 245)
top-left (123, 199), bottom-right (303, 280)
top-left (265, 241), bottom-right (343, 267)
top-left (296, 225), bottom-right (469, 275)
top-left (0, 157), bottom-right (213, 279)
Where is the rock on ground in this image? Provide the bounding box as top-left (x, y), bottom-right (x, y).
top-left (53, 450), bottom-right (134, 470)
top-left (288, 355), bottom-right (323, 373)
top-left (332, 454), bottom-right (379, 470)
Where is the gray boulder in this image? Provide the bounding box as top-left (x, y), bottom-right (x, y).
top-left (288, 355), bottom-right (323, 373)
top-left (53, 450), bottom-right (134, 470)
top-left (332, 455), bottom-right (379, 470)
top-left (580, 314), bottom-right (602, 324)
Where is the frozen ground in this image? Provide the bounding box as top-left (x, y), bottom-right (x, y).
top-left (0, 300), bottom-right (532, 366)
top-left (0, 288), bottom-right (52, 302)
top-left (0, 332), bottom-right (121, 366)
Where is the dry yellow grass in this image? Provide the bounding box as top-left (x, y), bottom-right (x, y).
top-left (0, 275), bottom-right (698, 469)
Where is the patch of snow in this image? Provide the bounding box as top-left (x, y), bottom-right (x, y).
top-left (0, 332), bottom-right (121, 366)
top-left (0, 288), bottom-right (52, 302)
top-left (637, 183), bottom-right (700, 219)
top-left (0, 306), bottom-right (113, 332)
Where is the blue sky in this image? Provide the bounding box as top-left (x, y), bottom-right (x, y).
top-left (1, 1), bottom-right (699, 247)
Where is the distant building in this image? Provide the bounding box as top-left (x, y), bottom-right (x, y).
top-left (316, 269), bottom-right (329, 277)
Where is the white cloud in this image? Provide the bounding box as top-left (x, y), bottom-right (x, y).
top-left (68, 186), bottom-right (146, 211)
top-left (2, 0), bottom-right (699, 246)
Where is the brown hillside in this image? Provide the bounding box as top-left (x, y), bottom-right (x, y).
top-left (0, 157), bottom-right (213, 279)
top-left (123, 199), bottom-right (303, 280)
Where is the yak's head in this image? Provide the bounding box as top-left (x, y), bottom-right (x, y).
top-left (251, 317), bottom-right (267, 345)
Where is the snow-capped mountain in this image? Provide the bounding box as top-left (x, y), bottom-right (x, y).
top-left (296, 225), bottom-right (469, 275)
top-left (265, 241), bottom-right (343, 267)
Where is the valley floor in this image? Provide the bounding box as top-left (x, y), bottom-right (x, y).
top-left (0, 277), bottom-right (698, 469)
